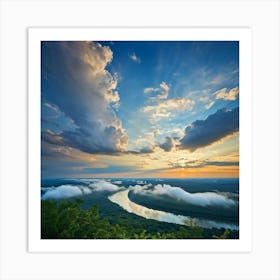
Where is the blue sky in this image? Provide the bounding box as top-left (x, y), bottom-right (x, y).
top-left (41, 41), bottom-right (239, 178)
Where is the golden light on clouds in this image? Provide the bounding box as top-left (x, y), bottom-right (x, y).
top-left (156, 165), bottom-right (239, 178)
top-left (76, 165), bottom-right (239, 179)
top-left (41, 41), bottom-right (239, 179)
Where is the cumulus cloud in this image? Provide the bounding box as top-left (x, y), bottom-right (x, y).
top-left (159, 81), bottom-right (170, 92)
top-left (144, 81), bottom-right (170, 100)
top-left (142, 98), bottom-right (195, 122)
top-left (130, 184), bottom-right (236, 208)
top-left (180, 107), bottom-right (239, 151)
top-left (215, 87), bottom-right (239, 101)
top-left (128, 52), bottom-right (141, 63)
top-left (135, 129), bottom-right (159, 146)
top-left (41, 41), bottom-right (128, 154)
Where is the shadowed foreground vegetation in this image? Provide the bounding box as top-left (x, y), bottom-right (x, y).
top-left (41, 199), bottom-right (236, 239)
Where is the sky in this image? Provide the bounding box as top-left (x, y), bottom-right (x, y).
top-left (41, 41), bottom-right (239, 178)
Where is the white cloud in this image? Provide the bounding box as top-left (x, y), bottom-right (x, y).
top-left (41, 185), bottom-right (92, 200)
top-left (142, 98), bottom-right (195, 122)
top-left (128, 52), bottom-right (141, 63)
top-left (131, 129), bottom-right (163, 154)
top-left (130, 184), bottom-right (236, 208)
top-left (143, 98), bottom-right (194, 113)
top-left (164, 127), bottom-right (184, 138)
top-left (159, 81), bottom-right (170, 92)
top-left (144, 87), bottom-right (159, 94)
top-left (199, 96), bottom-right (209, 103)
top-left (41, 41), bottom-right (128, 154)
top-left (215, 87), bottom-right (239, 101)
top-left (44, 102), bottom-right (60, 114)
top-left (144, 81), bottom-right (170, 100)
top-left (112, 180), bottom-right (122, 185)
top-left (205, 101), bottom-right (215, 110)
top-left (209, 74), bottom-right (226, 86)
top-left (41, 179), bottom-right (124, 200)
top-left (89, 180), bottom-right (124, 192)
top-left (198, 92), bottom-right (215, 110)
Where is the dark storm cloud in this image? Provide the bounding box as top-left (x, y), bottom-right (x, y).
top-left (180, 107), bottom-right (239, 151)
top-left (159, 136), bottom-right (176, 152)
top-left (41, 41), bottom-right (128, 154)
top-left (42, 129), bottom-right (125, 155)
top-left (41, 131), bottom-right (64, 146)
top-left (138, 146), bottom-right (156, 154)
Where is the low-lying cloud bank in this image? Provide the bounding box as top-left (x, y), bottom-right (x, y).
top-left (42, 184), bottom-right (92, 200)
top-left (41, 179), bottom-right (124, 200)
top-left (42, 180), bottom-right (236, 209)
top-left (130, 184), bottom-right (236, 208)
top-left (89, 180), bottom-right (124, 192)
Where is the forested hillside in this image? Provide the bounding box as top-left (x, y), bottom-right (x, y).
top-left (41, 199), bottom-right (237, 239)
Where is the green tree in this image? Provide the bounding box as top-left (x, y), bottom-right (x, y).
top-left (41, 200), bottom-right (59, 238)
top-left (213, 229), bottom-right (230, 239)
top-left (184, 218), bottom-right (203, 238)
top-left (41, 199), bottom-right (208, 240)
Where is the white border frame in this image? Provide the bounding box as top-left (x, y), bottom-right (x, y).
top-left (1, 1), bottom-right (279, 279)
top-left (28, 27), bottom-right (252, 253)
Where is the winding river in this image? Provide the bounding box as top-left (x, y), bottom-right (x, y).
top-left (108, 189), bottom-right (239, 230)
